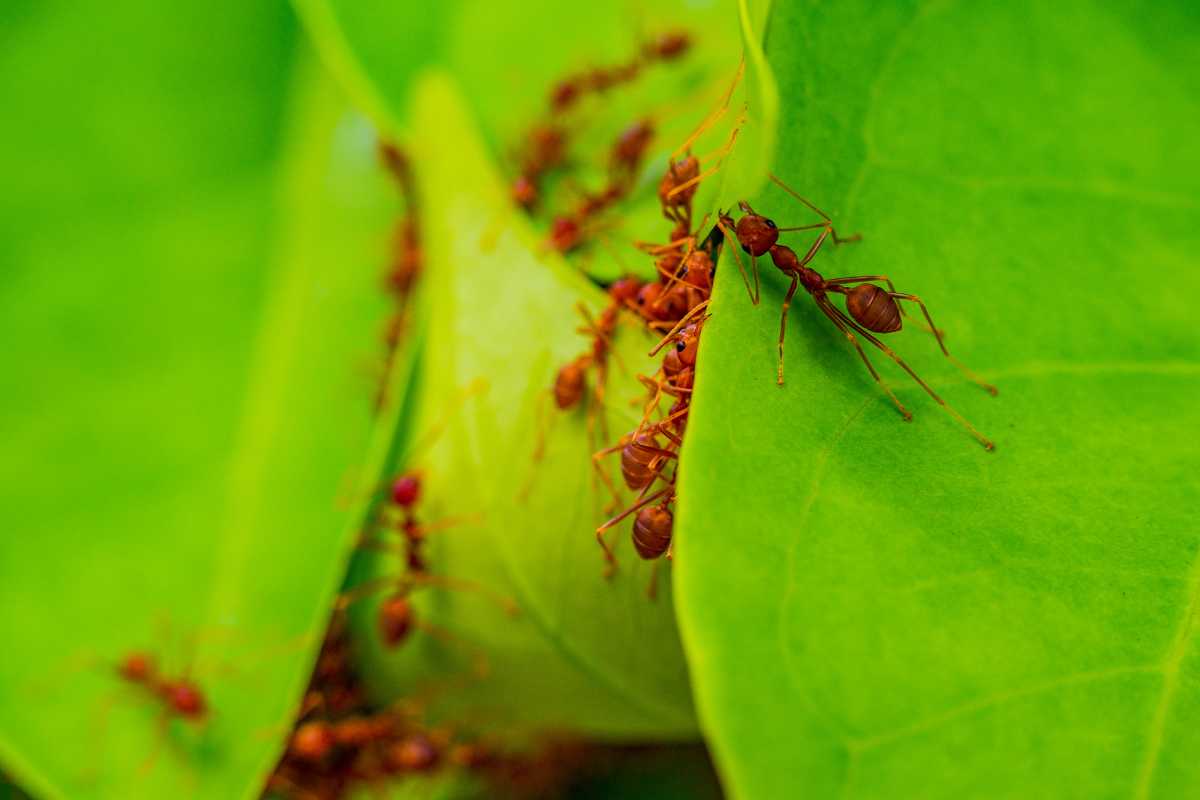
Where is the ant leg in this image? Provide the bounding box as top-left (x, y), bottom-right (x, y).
top-left (335, 577), bottom-right (397, 610)
top-left (815, 295), bottom-right (911, 420)
top-left (715, 218), bottom-right (759, 305)
top-left (889, 293), bottom-right (998, 395)
top-left (646, 561), bottom-right (660, 601)
top-left (777, 276), bottom-right (800, 386)
top-left (360, 515), bottom-right (482, 550)
top-left (591, 442), bottom-right (626, 515)
top-left (411, 618), bottom-right (490, 679)
top-left (409, 573), bottom-right (520, 616)
top-left (669, 58), bottom-right (745, 161)
top-left (768, 174), bottom-right (862, 243)
top-left (597, 485), bottom-right (672, 538)
top-left (138, 709), bottom-right (172, 776)
top-left (826, 302), bottom-right (995, 450)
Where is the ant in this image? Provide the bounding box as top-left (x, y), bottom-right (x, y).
top-left (511, 123), bottom-right (569, 210)
top-left (543, 118), bottom-right (655, 255)
top-left (719, 174), bottom-right (998, 449)
top-left (374, 141), bottom-right (423, 413)
top-left (115, 651), bottom-right (208, 726)
top-left (340, 388), bottom-right (518, 652)
top-left (591, 412), bottom-right (685, 575)
top-left (637, 306), bottom-right (707, 430)
top-left (657, 60), bottom-right (746, 229)
top-left (550, 278), bottom-right (640, 416)
top-left (378, 142), bottom-right (422, 300)
top-left (340, 469), bottom-right (517, 651)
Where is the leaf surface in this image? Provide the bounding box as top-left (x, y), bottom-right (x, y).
top-left (0, 14), bottom-right (404, 797)
top-left (674, 1), bottom-right (1200, 797)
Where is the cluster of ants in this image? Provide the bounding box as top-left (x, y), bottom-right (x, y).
top-left (547, 88), bottom-right (738, 592)
top-left (542, 59), bottom-right (997, 586)
top-left (263, 611), bottom-right (486, 799)
top-left (510, 30), bottom-right (693, 255)
top-left (98, 29), bottom-right (998, 800)
top-left (110, 458), bottom-right (522, 798)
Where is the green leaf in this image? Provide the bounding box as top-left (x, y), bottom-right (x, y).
top-left (676, 1), bottom-right (1200, 797)
top-left (348, 71), bottom-right (697, 738)
top-left (0, 12), bottom-right (402, 797)
top-left (296, 0), bottom-right (749, 282)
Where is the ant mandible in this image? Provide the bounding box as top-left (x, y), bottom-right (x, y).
top-left (719, 174), bottom-right (998, 449)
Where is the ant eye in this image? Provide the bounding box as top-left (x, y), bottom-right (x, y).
top-left (676, 341), bottom-right (686, 352)
top-left (764, 218), bottom-right (777, 229)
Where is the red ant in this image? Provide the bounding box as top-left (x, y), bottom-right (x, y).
top-left (115, 651), bottom-right (208, 725)
top-left (511, 123), bottom-right (570, 210)
top-left (552, 278), bottom-right (639, 412)
top-left (591, 409), bottom-right (686, 576)
top-left (642, 30), bottom-right (692, 61)
top-left (718, 174), bottom-right (998, 449)
top-left (374, 141), bottom-right (423, 413)
top-left (543, 118), bottom-right (655, 255)
top-left (378, 142), bottom-right (422, 299)
top-left (341, 386), bottom-right (518, 652)
top-left (340, 469), bottom-right (517, 651)
top-left (656, 60), bottom-right (746, 229)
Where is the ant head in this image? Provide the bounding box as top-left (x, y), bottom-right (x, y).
top-left (291, 721), bottom-right (336, 762)
top-left (391, 733), bottom-right (440, 772)
top-left (118, 651), bottom-right (155, 683)
top-left (608, 276), bottom-right (642, 305)
top-left (675, 323), bottom-right (702, 367)
top-left (735, 209), bottom-right (778, 257)
top-left (378, 595), bottom-right (414, 648)
top-left (511, 175), bottom-right (537, 209)
top-left (391, 473), bottom-right (422, 508)
top-left (165, 681), bottom-right (207, 720)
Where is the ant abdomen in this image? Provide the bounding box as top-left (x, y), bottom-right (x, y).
top-left (554, 361), bottom-right (587, 409)
top-left (160, 681), bottom-right (207, 719)
top-left (378, 595), bottom-right (414, 648)
top-left (621, 434), bottom-right (664, 490)
top-left (632, 504), bottom-right (673, 559)
top-left (845, 283), bottom-right (902, 333)
top-left (290, 720), bottom-right (336, 762)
